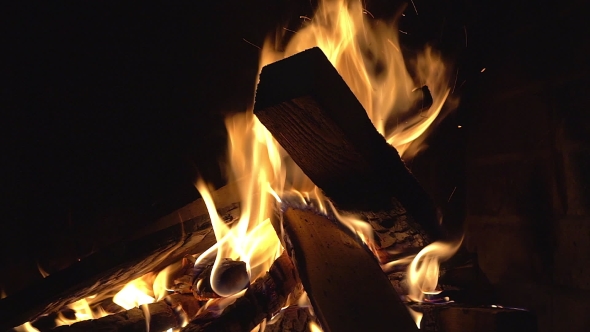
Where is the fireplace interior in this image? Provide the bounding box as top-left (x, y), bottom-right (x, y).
top-left (2, 0), bottom-right (589, 331)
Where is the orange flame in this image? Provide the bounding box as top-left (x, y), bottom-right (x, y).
top-left (196, 0), bottom-right (457, 314)
top-left (14, 1), bottom-right (457, 330)
top-left (261, 0), bottom-right (455, 158)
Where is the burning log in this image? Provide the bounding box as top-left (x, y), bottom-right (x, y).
top-left (0, 185), bottom-right (240, 331)
top-left (276, 207), bottom-right (419, 332)
top-left (254, 47), bottom-right (442, 241)
top-left (48, 294), bottom-right (199, 332)
top-left (182, 252), bottom-right (299, 332)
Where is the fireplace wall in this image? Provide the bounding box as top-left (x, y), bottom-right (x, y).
top-left (437, 1), bottom-right (589, 331)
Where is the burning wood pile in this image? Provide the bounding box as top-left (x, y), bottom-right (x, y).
top-left (3, 1), bottom-right (537, 331)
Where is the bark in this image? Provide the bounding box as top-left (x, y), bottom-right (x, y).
top-left (254, 47), bottom-right (441, 241)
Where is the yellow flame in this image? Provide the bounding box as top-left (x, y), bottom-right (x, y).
top-left (112, 274), bottom-right (157, 310)
top-left (406, 238), bottom-right (463, 302)
top-left (54, 297), bottom-right (110, 327)
top-left (262, 0), bottom-right (455, 158)
top-left (407, 308), bottom-right (423, 329)
top-left (13, 322), bottom-right (39, 332)
top-left (195, 0), bottom-right (455, 306)
top-left (309, 321), bottom-right (324, 332)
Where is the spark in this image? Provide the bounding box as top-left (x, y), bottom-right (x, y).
top-left (410, 0), bottom-right (419, 15)
top-left (387, 39), bottom-right (400, 52)
top-left (242, 38), bottom-right (261, 50)
top-left (399, 30), bottom-right (409, 35)
top-left (363, 9), bottom-right (375, 18)
top-left (283, 27), bottom-right (297, 34)
top-left (480, 68), bottom-right (486, 72)
top-left (457, 125), bottom-right (462, 128)
top-left (299, 15), bottom-right (312, 21)
top-left (451, 69), bottom-right (459, 94)
top-left (463, 25), bottom-right (468, 47)
top-left (447, 187), bottom-right (457, 202)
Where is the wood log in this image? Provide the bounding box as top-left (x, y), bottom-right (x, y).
top-left (410, 303), bottom-right (537, 332)
top-left (47, 294), bottom-right (200, 332)
top-left (0, 185), bottom-right (240, 331)
top-left (254, 47), bottom-right (442, 241)
top-left (276, 207), bottom-right (419, 332)
top-left (181, 252), bottom-right (300, 332)
top-left (263, 306), bottom-right (314, 332)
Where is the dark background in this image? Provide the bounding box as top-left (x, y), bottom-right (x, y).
top-left (2, 1), bottom-right (589, 330)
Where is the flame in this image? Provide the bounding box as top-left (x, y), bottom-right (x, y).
top-left (112, 265), bottom-right (171, 311)
top-left (195, 0), bottom-right (455, 308)
top-left (406, 238), bottom-right (463, 302)
top-left (13, 322), bottom-right (39, 332)
top-left (309, 321), bottom-right (324, 332)
top-left (54, 297), bottom-right (110, 326)
top-left (261, 0), bottom-right (455, 158)
top-left (113, 274), bottom-right (157, 310)
top-left (407, 308), bottom-right (423, 329)
top-left (13, 1), bottom-right (456, 329)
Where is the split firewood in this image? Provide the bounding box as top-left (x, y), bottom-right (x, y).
top-left (182, 252), bottom-right (300, 332)
top-left (48, 294), bottom-right (200, 332)
top-left (275, 207), bottom-right (419, 332)
top-left (254, 46), bottom-right (442, 241)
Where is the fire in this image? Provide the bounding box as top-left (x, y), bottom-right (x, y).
top-left (15, 0), bottom-right (458, 330)
top-left (55, 297), bottom-right (110, 326)
top-left (194, 1), bottom-right (458, 330)
top-left (261, 0), bottom-right (454, 158)
top-left (406, 239), bottom-right (463, 302)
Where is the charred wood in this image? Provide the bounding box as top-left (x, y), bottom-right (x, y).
top-left (47, 294), bottom-right (199, 332)
top-left (0, 187), bottom-right (240, 331)
top-left (254, 47), bottom-right (441, 241)
top-left (264, 306), bottom-right (314, 332)
top-left (276, 207), bottom-right (418, 332)
top-left (181, 252), bottom-right (299, 332)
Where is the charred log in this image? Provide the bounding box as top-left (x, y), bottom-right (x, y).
top-left (47, 294), bottom-right (199, 332)
top-left (0, 186), bottom-right (240, 331)
top-left (276, 207), bottom-right (418, 332)
top-left (254, 47), bottom-right (441, 241)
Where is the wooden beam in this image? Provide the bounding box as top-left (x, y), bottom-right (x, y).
top-left (277, 207), bottom-right (418, 332)
top-left (254, 47), bottom-right (441, 240)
